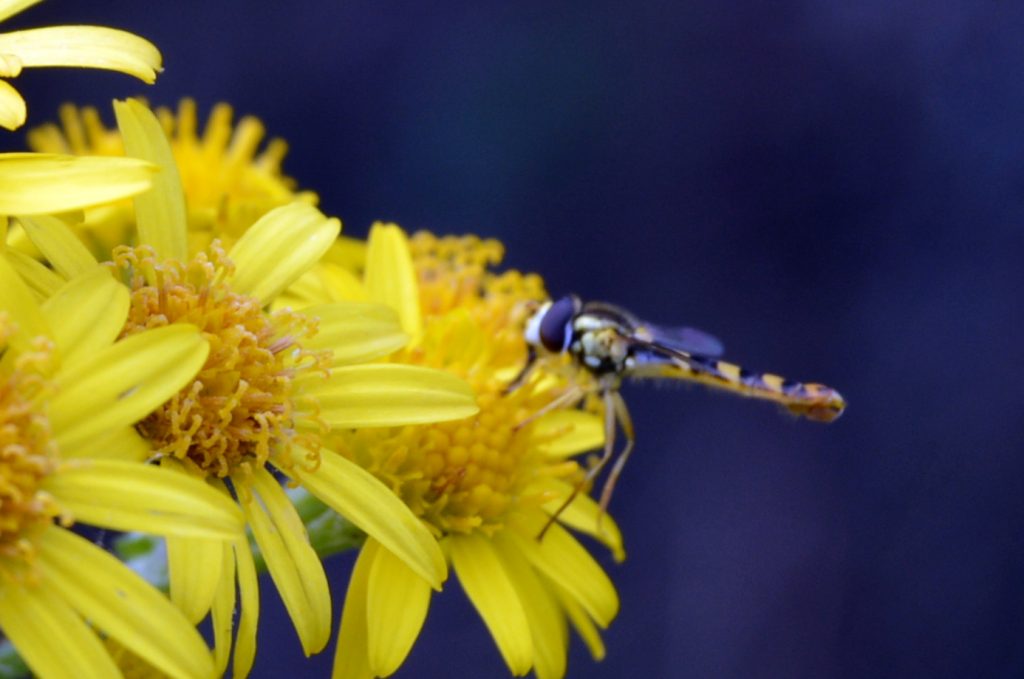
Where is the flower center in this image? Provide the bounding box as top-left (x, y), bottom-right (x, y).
top-left (0, 322), bottom-right (60, 580)
top-left (408, 233), bottom-right (547, 378)
top-left (114, 245), bottom-right (326, 479)
top-left (410, 233), bottom-right (504, 316)
top-left (346, 378), bottom-right (572, 537)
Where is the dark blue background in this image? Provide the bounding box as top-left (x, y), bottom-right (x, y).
top-left (6, 2), bottom-right (1024, 677)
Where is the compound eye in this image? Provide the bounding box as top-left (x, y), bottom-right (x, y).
top-left (539, 295), bottom-right (577, 352)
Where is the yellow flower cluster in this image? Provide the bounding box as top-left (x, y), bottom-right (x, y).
top-left (0, 7), bottom-right (622, 678)
top-left (327, 228), bottom-right (622, 679)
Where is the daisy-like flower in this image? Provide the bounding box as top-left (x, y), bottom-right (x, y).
top-left (0, 259), bottom-right (247, 679)
top-left (0, 0), bottom-right (162, 130)
top-left (308, 226), bottom-right (623, 679)
top-left (17, 97), bottom-right (479, 677)
top-left (21, 98), bottom-right (318, 257)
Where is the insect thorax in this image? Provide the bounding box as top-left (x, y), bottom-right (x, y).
top-left (571, 318), bottom-right (631, 377)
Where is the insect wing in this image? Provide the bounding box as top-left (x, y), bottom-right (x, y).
top-left (621, 338), bottom-right (706, 380)
top-left (632, 322), bottom-right (724, 357)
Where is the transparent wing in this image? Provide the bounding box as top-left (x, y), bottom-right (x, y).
top-left (632, 322), bottom-right (724, 357)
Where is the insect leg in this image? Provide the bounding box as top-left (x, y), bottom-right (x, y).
top-left (513, 381), bottom-right (587, 431)
top-left (596, 390), bottom-right (634, 532)
top-left (537, 386), bottom-right (618, 540)
top-left (503, 345), bottom-right (537, 394)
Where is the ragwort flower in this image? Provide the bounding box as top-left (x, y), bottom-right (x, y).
top-left (0, 0), bottom-right (161, 130)
top-left (0, 260), bottom-right (246, 679)
top-left (313, 226), bottom-right (622, 679)
top-left (24, 98), bottom-right (318, 255)
top-left (16, 97), bottom-right (479, 677)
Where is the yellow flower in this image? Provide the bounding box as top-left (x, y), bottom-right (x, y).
top-left (22, 97), bottom-right (318, 257)
top-left (0, 0), bottom-right (161, 130)
top-left (316, 227), bottom-right (622, 679)
top-left (0, 260), bottom-right (246, 679)
top-left (16, 97), bottom-right (480, 677)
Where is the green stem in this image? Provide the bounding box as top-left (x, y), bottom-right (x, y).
top-left (0, 643), bottom-right (28, 679)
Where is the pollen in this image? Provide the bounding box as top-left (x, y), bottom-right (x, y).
top-left (347, 376), bottom-right (569, 536)
top-left (0, 321), bottom-right (60, 581)
top-left (113, 245), bottom-right (326, 479)
top-left (408, 232), bottom-right (547, 372)
top-left (409, 232), bottom-right (504, 316)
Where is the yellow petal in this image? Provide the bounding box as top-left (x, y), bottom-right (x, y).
top-left (0, 571), bottom-right (120, 679)
top-left (550, 580), bottom-right (606, 661)
top-left (0, 51), bottom-right (22, 78)
top-left (0, 26), bottom-right (161, 81)
top-left (322, 234), bottom-right (367, 272)
top-left (366, 540), bottom-right (431, 676)
top-left (275, 261), bottom-right (367, 308)
top-left (41, 267), bottom-right (126, 366)
top-left (64, 425), bottom-right (151, 461)
top-left (530, 410), bottom-right (604, 458)
top-left (114, 98), bottom-right (187, 261)
top-left (242, 468), bottom-right (331, 656)
top-left (232, 536), bottom-right (260, 679)
top-left (535, 477), bottom-right (625, 562)
top-left (0, 152), bottom-right (155, 214)
top-left (228, 202), bottom-right (340, 305)
top-left (167, 533), bottom-right (223, 624)
top-left (0, 1), bottom-right (44, 25)
top-left (291, 448), bottom-right (447, 590)
top-left (0, 78), bottom-right (26, 130)
top-left (43, 459), bottom-right (244, 538)
top-left (449, 534), bottom-right (533, 676)
top-left (16, 214), bottom-right (98, 279)
top-left (332, 541), bottom-right (375, 679)
top-left (37, 527), bottom-right (215, 679)
top-left (210, 541), bottom-right (236, 677)
top-left (3, 216), bottom-right (22, 251)
top-left (507, 518), bottom-right (619, 628)
top-left (3, 248), bottom-right (64, 299)
top-left (0, 254), bottom-right (49, 352)
top-left (49, 324), bottom-right (208, 452)
top-left (365, 222), bottom-right (421, 335)
top-left (302, 302), bottom-right (407, 366)
top-left (300, 363), bottom-right (477, 427)
top-left (494, 534), bottom-right (569, 679)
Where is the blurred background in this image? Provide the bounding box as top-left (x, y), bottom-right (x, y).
top-left (4, 1), bottom-right (1024, 677)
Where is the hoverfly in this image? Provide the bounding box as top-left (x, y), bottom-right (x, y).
top-left (514, 294), bottom-right (846, 538)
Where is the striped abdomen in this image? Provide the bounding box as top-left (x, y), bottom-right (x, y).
top-left (630, 348), bottom-right (846, 422)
